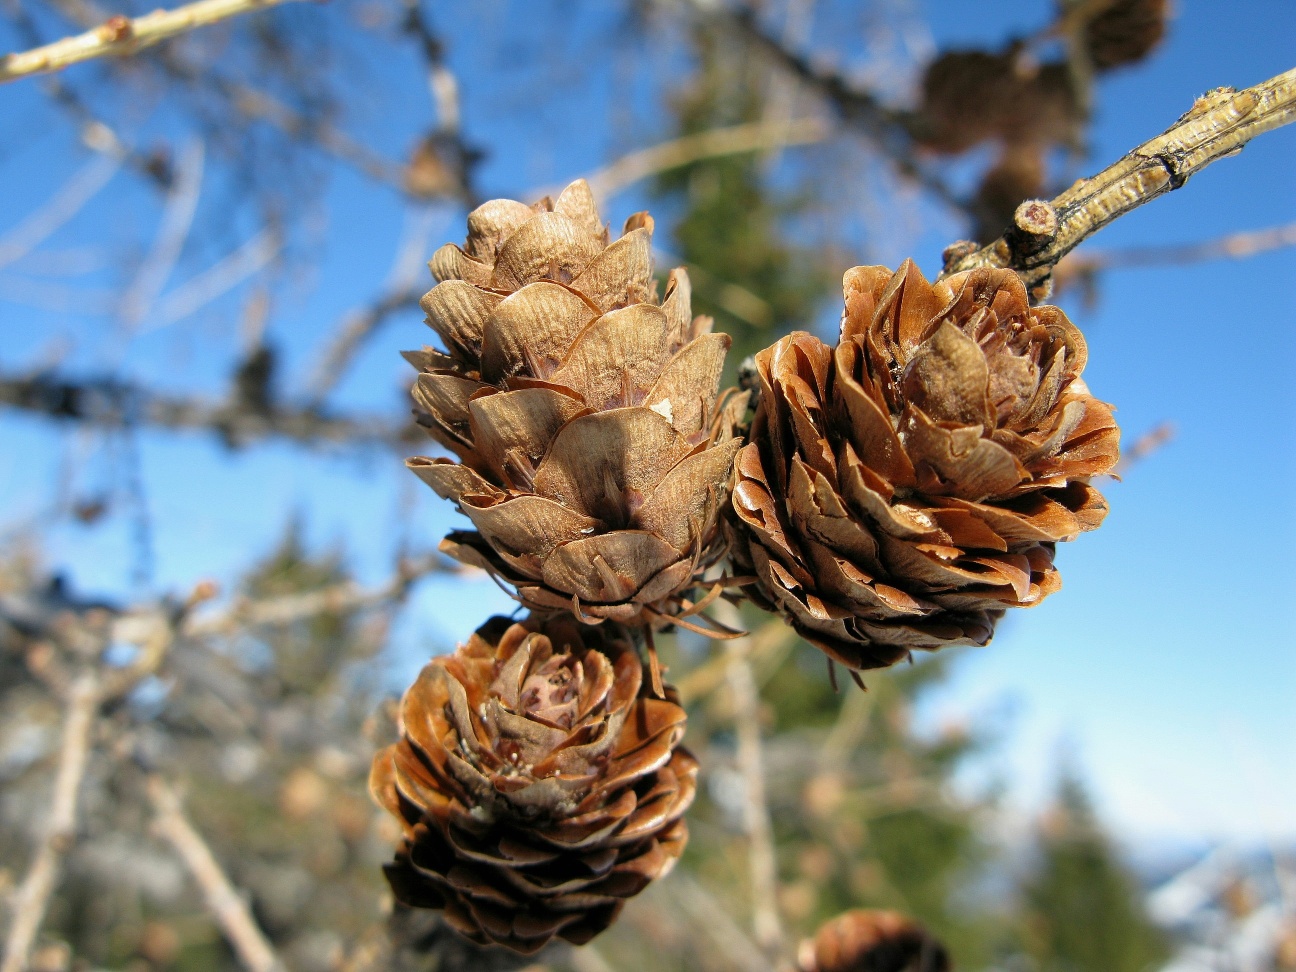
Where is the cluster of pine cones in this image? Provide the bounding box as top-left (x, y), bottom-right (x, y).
top-left (369, 181), bottom-right (1119, 953)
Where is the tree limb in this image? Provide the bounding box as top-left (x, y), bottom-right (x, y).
top-left (714, 601), bottom-right (784, 959)
top-left (0, 368), bottom-right (407, 449)
top-left (0, 0), bottom-right (309, 84)
top-left (583, 117), bottom-right (831, 200)
top-left (147, 776), bottom-right (285, 972)
top-left (705, 6), bottom-right (966, 214)
top-left (940, 66), bottom-right (1296, 291)
top-left (0, 673), bottom-right (100, 972)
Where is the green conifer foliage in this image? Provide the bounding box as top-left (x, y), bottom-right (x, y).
top-left (653, 26), bottom-right (840, 372)
top-left (1019, 773), bottom-right (1170, 972)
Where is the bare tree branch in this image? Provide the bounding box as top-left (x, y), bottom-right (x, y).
top-left (147, 776), bottom-right (285, 972)
top-left (0, 0), bottom-right (310, 84)
top-left (582, 117), bottom-right (831, 201)
top-left (714, 601), bottom-right (784, 960)
top-left (941, 66), bottom-right (1296, 291)
top-left (0, 673), bottom-right (100, 972)
top-left (185, 553), bottom-right (452, 636)
top-left (699, 5), bottom-right (966, 214)
top-left (1111, 422), bottom-right (1175, 477)
top-left (0, 369), bottom-right (407, 449)
top-left (1062, 220), bottom-right (1296, 274)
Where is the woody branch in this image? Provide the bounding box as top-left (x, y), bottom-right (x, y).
top-left (0, 0), bottom-right (308, 84)
top-left (941, 65), bottom-right (1296, 290)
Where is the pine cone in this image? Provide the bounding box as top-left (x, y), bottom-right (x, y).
top-left (369, 615), bottom-right (697, 953)
top-left (914, 51), bottom-right (1079, 155)
top-left (729, 261), bottom-right (1118, 670)
top-left (406, 180), bottom-right (747, 625)
top-left (799, 910), bottom-right (951, 972)
top-left (1083, 0), bottom-right (1168, 72)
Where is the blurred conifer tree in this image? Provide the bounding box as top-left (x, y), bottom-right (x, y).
top-left (1018, 772), bottom-right (1170, 972)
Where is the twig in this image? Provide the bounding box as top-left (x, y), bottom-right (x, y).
top-left (714, 600), bottom-right (784, 959)
top-left (1111, 421), bottom-right (1174, 477)
top-left (146, 227), bottom-right (283, 331)
top-left (185, 554), bottom-right (449, 636)
top-left (702, 5), bottom-right (966, 214)
top-left (1, 672), bottom-right (100, 972)
top-left (0, 368), bottom-right (406, 449)
top-left (582, 118), bottom-right (831, 200)
top-left (0, 154), bottom-right (121, 269)
top-left (147, 776), bottom-right (285, 972)
top-left (303, 206), bottom-right (439, 405)
top-left (669, 873), bottom-right (777, 972)
top-left (1063, 220), bottom-right (1296, 273)
top-left (119, 139), bottom-right (205, 326)
top-left (941, 66), bottom-right (1296, 290)
top-left (0, 0), bottom-right (309, 84)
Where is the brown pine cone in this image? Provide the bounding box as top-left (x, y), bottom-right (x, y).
top-left (406, 180), bottom-right (747, 626)
top-left (913, 50), bottom-right (1080, 155)
top-left (369, 615), bottom-right (697, 953)
top-left (799, 910), bottom-right (951, 972)
top-left (729, 261), bottom-right (1118, 671)
top-left (1082, 0), bottom-right (1168, 72)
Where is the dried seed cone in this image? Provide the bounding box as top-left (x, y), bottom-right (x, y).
top-left (799, 910), bottom-right (951, 972)
top-left (1083, 0), bottom-right (1168, 71)
top-left (369, 615), bottom-right (697, 954)
top-left (914, 51), bottom-right (1079, 155)
top-left (729, 261), bottom-right (1119, 670)
top-left (406, 180), bottom-right (746, 625)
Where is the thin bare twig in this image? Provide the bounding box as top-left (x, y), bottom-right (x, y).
top-left (0, 154), bottom-right (121, 269)
top-left (941, 66), bottom-right (1296, 290)
top-left (714, 600), bottom-right (784, 960)
top-left (669, 873), bottom-right (778, 972)
top-left (147, 776), bottom-right (285, 972)
top-left (0, 673), bottom-right (100, 972)
top-left (120, 140), bottom-right (205, 326)
top-left (582, 117), bottom-right (831, 200)
top-left (0, 368), bottom-right (406, 449)
top-left (1111, 422), bottom-right (1175, 477)
top-left (185, 554), bottom-right (449, 636)
top-left (701, 5), bottom-right (966, 214)
top-left (0, 0), bottom-right (309, 84)
top-left (1064, 220), bottom-right (1296, 273)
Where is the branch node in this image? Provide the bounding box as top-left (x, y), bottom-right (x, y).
top-left (1013, 199), bottom-right (1060, 239)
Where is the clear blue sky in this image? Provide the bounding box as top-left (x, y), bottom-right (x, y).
top-left (1, 0), bottom-right (1292, 846)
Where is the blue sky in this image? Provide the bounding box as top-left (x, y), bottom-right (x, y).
top-left (1, 0), bottom-right (1292, 845)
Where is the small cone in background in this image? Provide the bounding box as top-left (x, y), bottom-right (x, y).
top-left (799, 910), bottom-right (951, 972)
top-left (407, 180), bottom-right (747, 626)
top-left (370, 615), bottom-right (696, 953)
top-left (729, 262), bottom-right (1118, 671)
top-left (1082, 0), bottom-right (1169, 71)
top-left (913, 50), bottom-right (1080, 155)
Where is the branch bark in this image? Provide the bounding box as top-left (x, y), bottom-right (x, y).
top-left (582, 117), bottom-right (831, 200)
top-left (1, 673), bottom-right (100, 972)
top-left (0, 369), bottom-right (407, 449)
top-left (147, 776), bottom-right (285, 972)
top-left (941, 66), bottom-right (1296, 291)
top-left (0, 0), bottom-right (308, 84)
top-left (714, 601), bottom-right (784, 960)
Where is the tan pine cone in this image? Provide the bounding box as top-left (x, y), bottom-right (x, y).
top-left (1082, 0), bottom-right (1168, 72)
top-left (406, 180), bottom-right (747, 626)
top-left (729, 261), bottom-right (1118, 671)
top-left (369, 615), bottom-right (697, 953)
top-left (799, 910), bottom-right (951, 972)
